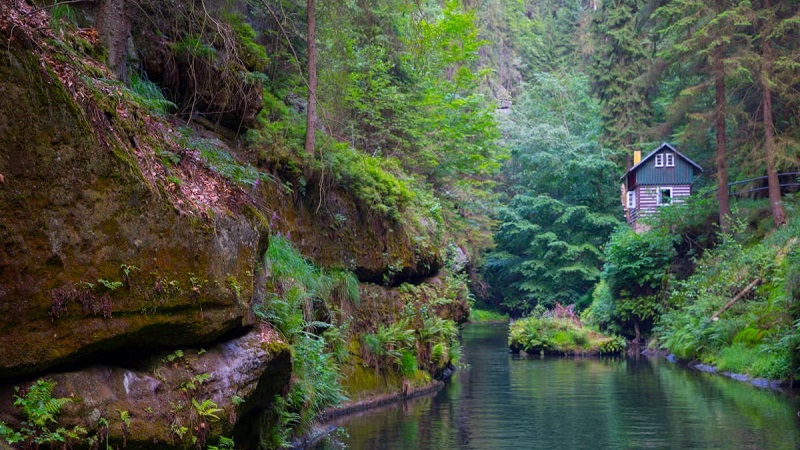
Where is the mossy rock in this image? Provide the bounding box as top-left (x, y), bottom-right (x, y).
top-left (0, 330), bottom-right (292, 449)
top-left (0, 42), bottom-right (265, 377)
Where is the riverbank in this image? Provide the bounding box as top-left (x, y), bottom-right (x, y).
top-left (689, 361), bottom-right (789, 390)
top-left (322, 379), bottom-right (446, 420)
top-left (290, 379), bottom-right (447, 449)
top-left (307, 323), bottom-right (800, 450)
top-left (643, 347), bottom-right (792, 391)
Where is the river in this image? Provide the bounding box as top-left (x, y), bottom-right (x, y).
top-left (314, 323), bottom-right (800, 450)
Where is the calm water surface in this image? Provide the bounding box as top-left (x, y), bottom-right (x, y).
top-left (315, 323), bottom-right (800, 450)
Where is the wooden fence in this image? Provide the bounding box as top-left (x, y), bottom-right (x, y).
top-left (728, 172), bottom-right (800, 199)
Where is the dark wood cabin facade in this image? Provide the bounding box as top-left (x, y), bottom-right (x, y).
top-left (621, 143), bottom-right (702, 230)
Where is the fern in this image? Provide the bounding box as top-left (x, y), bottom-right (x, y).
top-left (0, 379), bottom-right (85, 447)
top-left (192, 398), bottom-right (222, 422)
top-left (14, 379), bottom-right (72, 428)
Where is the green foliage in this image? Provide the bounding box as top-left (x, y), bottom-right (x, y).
top-left (221, 11), bottom-right (270, 72)
top-left (588, 0), bottom-right (653, 157)
top-left (262, 234), bottom-right (359, 309)
top-left (603, 227), bottom-right (677, 298)
top-left (169, 35), bottom-right (217, 59)
top-left (581, 280), bottom-right (618, 333)
top-left (398, 350), bottom-right (418, 378)
top-left (598, 335), bottom-right (627, 355)
top-left (164, 349), bottom-right (185, 363)
top-left (50, 1), bottom-right (77, 34)
top-left (713, 343), bottom-right (791, 381)
top-left (508, 313), bottom-right (625, 355)
top-left (484, 71), bottom-right (620, 315)
top-left (590, 226), bottom-right (677, 338)
top-left (468, 307), bottom-right (509, 323)
top-left (97, 278), bottom-right (123, 291)
top-left (0, 379), bottom-right (88, 448)
top-left (656, 220), bottom-right (800, 380)
top-left (195, 140), bottom-right (273, 188)
top-left (207, 436), bottom-right (236, 450)
top-left (362, 319), bottom-right (417, 369)
top-left (323, 143), bottom-right (415, 220)
top-left (328, 270), bottom-right (360, 305)
top-left (191, 398), bottom-right (222, 422)
top-left (13, 380), bottom-right (71, 429)
top-left (256, 236), bottom-right (349, 444)
top-left (127, 70), bottom-right (176, 115)
top-left (486, 195), bottom-right (619, 314)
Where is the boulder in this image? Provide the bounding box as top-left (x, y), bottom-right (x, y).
top-left (0, 328), bottom-right (292, 449)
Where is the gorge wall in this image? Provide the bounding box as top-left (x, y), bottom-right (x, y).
top-left (0, 1), bottom-right (469, 448)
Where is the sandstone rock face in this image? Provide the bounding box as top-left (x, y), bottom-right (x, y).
top-left (0, 3), bottom-right (454, 446)
top-left (0, 44), bottom-right (265, 377)
top-left (258, 182), bottom-right (443, 285)
top-left (0, 329), bottom-right (292, 449)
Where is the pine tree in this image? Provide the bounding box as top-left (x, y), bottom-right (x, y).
top-left (656, 0), bottom-right (754, 232)
top-left (750, 0), bottom-right (800, 227)
top-left (588, 0), bottom-right (653, 163)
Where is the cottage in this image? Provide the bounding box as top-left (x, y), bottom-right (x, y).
top-left (621, 143), bottom-right (703, 230)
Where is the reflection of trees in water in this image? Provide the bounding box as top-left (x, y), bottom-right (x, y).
top-left (317, 324), bottom-right (800, 450)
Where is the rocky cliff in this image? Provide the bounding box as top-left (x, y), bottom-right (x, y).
top-left (0, 2), bottom-right (467, 448)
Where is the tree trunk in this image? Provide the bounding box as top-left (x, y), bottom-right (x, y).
top-left (305, 0), bottom-right (317, 156)
top-left (761, 0), bottom-right (787, 227)
top-left (96, 0), bottom-right (131, 81)
top-left (713, 43), bottom-right (731, 233)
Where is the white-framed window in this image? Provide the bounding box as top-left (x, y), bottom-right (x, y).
top-left (654, 153), bottom-right (664, 167)
top-left (627, 190), bottom-right (636, 209)
top-left (658, 187), bottom-right (673, 205)
top-left (665, 152), bottom-right (675, 167)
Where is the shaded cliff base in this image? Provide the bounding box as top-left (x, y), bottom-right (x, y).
top-left (291, 379), bottom-right (448, 449)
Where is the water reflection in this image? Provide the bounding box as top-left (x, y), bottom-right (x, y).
top-left (314, 324), bottom-right (800, 450)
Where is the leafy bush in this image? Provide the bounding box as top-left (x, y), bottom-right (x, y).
top-left (508, 313), bottom-right (625, 355)
top-left (581, 281), bottom-right (617, 331)
top-left (655, 219), bottom-right (800, 380)
top-left (592, 226), bottom-right (677, 339)
top-left (603, 227), bottom-right (677, 298)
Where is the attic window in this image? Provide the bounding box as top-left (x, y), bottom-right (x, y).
top-left (655, 154), bottom-right (664, 167)
top-left (665, 152), bottom-right (675, 167)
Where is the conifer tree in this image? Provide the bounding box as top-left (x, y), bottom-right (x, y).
top-left (656, 0), bottom-right (754, 232)
top-left (588, 0), bottom-right (653, 163)
top-left (750, 0), bottom-right (799, 227)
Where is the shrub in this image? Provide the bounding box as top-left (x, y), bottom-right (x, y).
top-left (508, 314), bottom-right (624, 355)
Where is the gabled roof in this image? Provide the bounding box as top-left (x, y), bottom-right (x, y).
top-left (620, 143), bottom-right (703, 180)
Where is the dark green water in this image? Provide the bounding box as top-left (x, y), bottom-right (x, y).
top-left (315, 323), bottom-right (800, 450)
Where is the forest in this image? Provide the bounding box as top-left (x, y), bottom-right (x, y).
top-left (1, 0), bottom-right (800, 448)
